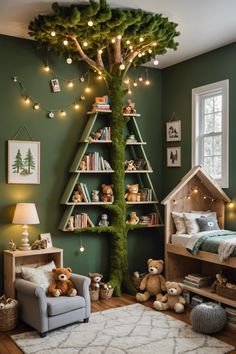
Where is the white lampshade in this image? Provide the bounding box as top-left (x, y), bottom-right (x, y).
top-left (12, 203), bottom-right (39, 225)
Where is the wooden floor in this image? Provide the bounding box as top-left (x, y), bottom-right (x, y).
top-left (1, 294), bottom-right (236, 354)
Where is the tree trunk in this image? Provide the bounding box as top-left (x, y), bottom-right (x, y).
top-left (107, 75), bottom-right (136, 296)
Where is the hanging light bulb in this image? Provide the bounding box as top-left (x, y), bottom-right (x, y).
top-left (193, 187), bottom-right (198, 194)
top-left (13, 76), bottom-right (18, 82)
top-left (128, 89), bottom-right (132, 95)
top-left (80, 95), bottom-right (85, 100)
top-left (133, 81), bottom-right (138, 87)
top-left (111, 38), bottom-right (116, 43)
top-left (142, 52), bottom-right (145, 56)
top-left (129, 45), bottom-right (133, 50)
top-left (154, 59), bottom-right (159, 66)
top-left (44, 64), bottom-right (50, 72)
top-left (126, 40), bottom-right (130, 45)
top-left (63, 39), bottom-right (68, 46)
top-left (88, 20), bottom-right (93, 27)
top-left (124, 78), bottom-right (130, 84)
top-left (129, 59), bottom-right (133, 63)
top-left (172, 199), bottom-right (177, 205)
top-left (48, 112), bottom-right (55, 118)
top-left (33, 103), bottom-right (40, 110)
top-left (145, 80), bottom-right (150, 86)
top-left (153, 42), bottom-right (157, 46)
top-left (61, 110), bottom-right (66, 117)
top-left (97, 75), bottom-right (102, 80)
top-left (83, 41), bottom-right (88, 47)
top-left (187, 194), bottom-right (191, 200)
top-left (119, 64), bottom-right (125, 70)
top-left (66, 57), bottom-right (72, 64)
top-left (67, 80), bottom-right (74, 88)
top-left (148, 49), bottom-right (152, 54)
top-left (117, 35), bottom-right (122, 40)
top-left (98, 49), bottom-right (103, 54)
top-left (74, 103), bottom-right (80, 110)
top-left (80, 76), bottom-right (85, 82)
top-left (24, 96), bottom-right (30, 104)
top-left (138, 76), bottom-right (143, 82)
top-left (51, 31), bottom-right (56, 37)
top-left (203, 196), bottom-right (207, 200)
top-left (138, 53), bottom-right (142, 58)
top-left (139, 37), bottom-right (144, 42)
top-left (85, 87), bottom-right (91, 93)
top-left (80, 245), bottom-right (85, 252)
top-left (229, 201), bottom-right (234, 208)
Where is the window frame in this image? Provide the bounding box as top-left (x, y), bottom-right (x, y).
top-left (192, 79), bottom-right (229, 188)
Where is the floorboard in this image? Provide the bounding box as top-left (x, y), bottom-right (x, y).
top-left (1, 294), bottom-right (235, 354)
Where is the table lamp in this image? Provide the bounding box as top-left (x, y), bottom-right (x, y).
top-left (12, 203), bottom-right (40, 250)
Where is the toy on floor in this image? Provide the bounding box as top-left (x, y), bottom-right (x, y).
top-left (98, 213), bottom-right (109, 226)
top-left (126, 211), bottom-right (139, 224)
top-left (153, 281), bottom-right (185, 313)
top-left (136, 259), bottom-right (166, 302)
top-left (48, 267), bottom-right (77, 297)
top-left (88, 272), bottom-right (103, 290)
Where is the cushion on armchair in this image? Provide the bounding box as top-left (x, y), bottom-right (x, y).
top-left (47, 296), bottom-right (86, 316)
top-left (21, 261), bottom-right (55, 293)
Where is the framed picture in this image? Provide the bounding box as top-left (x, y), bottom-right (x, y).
top-left (166, 120), bottom-right (181, 142)
top-left (167, 147), bottom-right (181, 167)
top-left (40, 233), bottom-right (53, 248)
top-left (8, 140), bottom-right (40, 184)
top-left (50, 78), bottom-right (61, 93)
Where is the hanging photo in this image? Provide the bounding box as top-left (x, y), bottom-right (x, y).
top-left (50, 78), bottom-right (61, 92)
top-left (167, 147), bottom-right (181, 167)
top-left (8, 140), bottom-right (40, 184)
top-left (166, 120), bottom-right (181, 142)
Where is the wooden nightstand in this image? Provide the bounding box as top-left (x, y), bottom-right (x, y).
top-left (4, 247), bottom-right (63, 298)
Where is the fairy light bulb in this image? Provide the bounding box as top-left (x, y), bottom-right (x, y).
top-left (97, 75), bottom-right (102, 80)
top-left (129, 45), bottom-right (133, 50)
top-left (126, 40), bottom-right (130, 45)
top-left (172, 199), bottom-right (177, 205)
top-left (80, 76), bottom-right (85, 82)
top-left (138, 53), bottom-right (142, 58)
top-left (145, 80), bottom-right (150, 86)
top-left (51, 31), bottom-right (56, 37)
top-left (119, 64), bottom-right (125, 70)
top-left (63, 39), bottom-right (68, 46)
top-left (83, 41), bottom-right (88, 47)
top-left (154, 59), bottom-right (159, 66)
top-left (44, 64), bottom-right (50, 72)
top-left (117, 35), bottom-right (122, 40)
top-left (128, 89), bottom-right (132, 95)
top-left (153, 42), bottom-right (157, 46)
top-left (85, 87), bottom-right (91, 93)
top-left (148, 49), bottom-right (152, 54)
top-left (229, 202), bottom-right (234, 208)
top-left (133, 81), bottom-right (138, 87)
top-left (88, 20), bottom-right (93, 27)
top-left (80, 95), bottom-right (85, 101)
top-left (67, 80), bottom-right (74, 88)
top-left (193, 187), bottom-right (198, 194)
top-left (203, 196), bottom-right (207, 200)
top-left (61, 110), bottom-right (66, 117)
top-left (187, 194), bottom-right (191, 200)
top-left (33, 103), bottom-right (39, 110)
top-left (74, 103), bottom-right (80, 110)
top-left (13, 76), bottom-right (18, 82)
top-left (111, 38), bottom-right (116, 43)
top-left (139, 37), bottom-right (144, 42)
top-left (66, 57), bottom-right (72, 64)
top-left (142, 52), bottom-right (145, 56)
top-left (129, 59), bottom-right (133, 63)
top-left (138, 76), bottom-right (143, 82)
top-left (80, 245), bottom-right (85, 252)
top-left (124, 78), bottom-right (130, 84)
top-left (24, 96), bottom-right (30, 104)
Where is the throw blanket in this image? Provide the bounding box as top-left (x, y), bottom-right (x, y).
top-left (186, 230), bottom-right (236, 260)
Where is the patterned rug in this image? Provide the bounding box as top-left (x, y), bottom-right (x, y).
top-left (12, 303), bottom-right (234, 354)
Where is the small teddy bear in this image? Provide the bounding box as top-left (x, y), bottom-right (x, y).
top-left (126, 211), bottom-right (139, 224)
top-left (153, 281), bottom-right (185, 313)
top-left (67, 216), bottom-right (74, 231)
top-left (88, 272), bottom-right (103, 290)
top-left (101, 184), bottom-right (114, 203)
top-left (48, 267), bottom-right (77, 297)
top-left (91, 189), bottom-right (100, 202)
top-left (123, 99), bottom-right (136, 114)
top-left (125, 160), bottom-right (136, 171)
top-left (71, 190), bottom-right (84, 203)
top-left (79, 160), bottom-right (87, 171)
top-left (98, 213), bottom-right (109, 226)
top-left (125, 184), bottom-right (140, 202)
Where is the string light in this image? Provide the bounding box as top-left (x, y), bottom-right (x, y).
top-left (88, 20), bottom-right (93, 27)
top-left (50, 31), bottom-right (56, 37)
top-left (97, 75), bottom-right (102, 80)
top-left (128, 89), bottom-right (132, 95)
top-left (63, 39), bottom-right (68, 46)
top-left (24, 96), bottom-right (30, 104)
top-left (80, 245), bottom-right (85, 252)
top-left (154, 59), bottom-right (159, 66)
top-left (80, 95), bottom-right (85, 100)
top-left (126, 40), bottom-right (130, 45)
top-left (153, 42), bottom-right (157, 46)
top-left (117, 35), bottom-right (122, 40)
top-left (44, 64), bottom-right (50, 72)
top-left (67, 80), bottom-right (74, 88)
top-left (229, 202), bottom-right (234, 208)
top-left (124, 78), bottom-right (130, 84)
top-left (138, 53), bottom-right (142, 58)
top-left (48, 112), bottom-right (55, 118)
top-left (74, 103), bottom-right (80, 110)
top-left (66, 57), bottom-right (72, 64)
top-left (139, 37), bottom-right (144, 42)
top-left (129, 45), bottom-right (133, 50)
top-left (145, 80), bottom-right (150, 86)
top-left (111, 38), bottom-right (116, 43)
top-left (133, 81), bottom-right (138, 87)
top-left (13, 76), bottom-right (18, 82)
top-left (83, 41), bottom-right (88, 47)
top-left (33, 103), bottom-right (39, 110)
top-left (138, 76), bottom-right (143, 82)
top-left (61, 110), bottom-right (66, 117)
top-left (119, 64), bottom-right (125, 70)
top-left (85, 87), bottom-right (91, 93)
top-left (148, 49), bottom-right (152, 54)
top-left (80, 76), bottom-right (85, 82)
top-left (98, 49), bottom-right (103, 54)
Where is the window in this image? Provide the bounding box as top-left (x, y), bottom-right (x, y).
top-left (192, 80), bottom-right (229, 188)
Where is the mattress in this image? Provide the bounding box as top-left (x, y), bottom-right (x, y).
top-left (171, 234), bottom-right (190, 247)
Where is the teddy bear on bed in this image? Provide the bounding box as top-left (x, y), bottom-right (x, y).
top-left (153, 281), bottom-right (185, 313)
top-left (48, 267), bottom-right (77, 297)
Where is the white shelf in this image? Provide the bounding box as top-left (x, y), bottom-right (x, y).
top-left (123, 113), bottom-right (141, 117)
top-left (66, 202), bottom-right (113, 205)
top-left (126, 201), bottom-right (158, 204)
top-left (83, 140), bottom-right (112, 143)
top-left (126, 141), bottom-right (146, 145)
top-left (76, 170), bottom-right (114, 173)
top-left (87, 110), bottom-right (112, 115)
top-left (125, 170), bottom-right (153, 173)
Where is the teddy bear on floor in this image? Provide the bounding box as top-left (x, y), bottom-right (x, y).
top-left (125, 184), bottom-right (140, 202)
top-left (101, 184), bottom-right (114, 203)
top-left (48, 267), bottom-right (77, 297)
top-left (88, 272), bottom-right (103, 290)
top-left (136, 259), bottom-right (166, 302)
top-left (153, 281), bottom-right (185, 313)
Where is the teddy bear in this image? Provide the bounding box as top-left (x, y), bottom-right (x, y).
top-left (31, 239), bottom-right (47, 250)
top-left (125, 160), bottom-right (136, 171)
top-left (88, 272), bottom-right (103, 290)
top-left (136, 259), bottom-right (166, 302)
top-left (101, 184), bottom-right (114, 202)
top-left (123, 99), bottom-right (136, 114)
top-left (98, 213), bottom-right (109, 226)
top-left (91, 189), bottom-right (100, 202)
top-left (125, 184), bottom-right (140, 202)
top-left (126, 211), bottom-right (139, 224)
top-left (89, 128), bottom-right (103, 141)
top-left (71, 190), bottom-right (84, 203)
top-left (48, 267), bottom-right (77, 297)
top-left (79, 160), bottom-right (87, 171)
top-left (153, 281), bottom-right (185, 313)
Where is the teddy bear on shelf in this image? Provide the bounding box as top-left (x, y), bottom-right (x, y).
top-left (91, 189), bottom-right (100, 202)
top-left (153, 281), bottom-right (186, 313)
top-left (125, 160), bottom-right (137, 171)
top-left (88, 272), bottom-right (103, 290)
top-left (31, 239), bottom-right (47, 250)
top-left (101, 184), bottom-right (114, 203)
top-left (66, 216), bottom-right (74, 231)
top-left (136, 259), bottom-right (166, 302)
top-left (98, 213), bottom-right (109, 226)
top-left (89, 128), bottom-right (103, 141)
top-left (79, 160), bottom-right (87, 171)
top-left (125, 184), bottom-right (140, 202)
top-left (123, 99), bottom-right (136, 114)
top-left (71, 190), bottom-right (84, 203)
top-left (48, 267), bottom-right (77, 297)
top-left (126, 211), bottom-right (139, 225)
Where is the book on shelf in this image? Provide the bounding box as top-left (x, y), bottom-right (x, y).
top-left (139, 212), bottom-right (159, 225)
top-left (187, 273), bottom-right (212, 281)
top-left (72, 213), bottom-right (94, 228)
top-left (95, 95), bottom-right (109, 104)
top-left (183, 273), bottom-right (212, 288)
top-left (140, 188), bottom-right (153, 201)
top-left (77, 183), bottom-right (88, 202)
top-left (81, 153), bottom-right (112, 171)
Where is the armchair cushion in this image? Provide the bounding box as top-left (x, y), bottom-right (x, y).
top-left (47, 295), bottom-right (85, 316)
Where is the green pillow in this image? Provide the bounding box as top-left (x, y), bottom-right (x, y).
top-left (196, 215), bottom-right (220, 232)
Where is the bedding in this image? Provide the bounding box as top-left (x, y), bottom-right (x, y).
top-left (171, 234), bottom-right (191, 247)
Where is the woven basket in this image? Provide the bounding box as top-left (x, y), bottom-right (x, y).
top-left (0, 303), bottom-right (18, 331)
top-left (132, 273), bottom-right (146, 290)
top-left (99, 287), bottom-right (114, 300)
top-left (216, 283), bottom-right (236, 301)
top-left (89, 289), bottom-right (99, 302)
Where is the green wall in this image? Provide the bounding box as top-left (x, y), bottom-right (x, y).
top-left (0, 35), bottom-right (163, 293)
top-left (162, 42), bottom-right (236, 229)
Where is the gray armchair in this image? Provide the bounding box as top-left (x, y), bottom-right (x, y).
top-left (15, 274), bottom-right (91, 337)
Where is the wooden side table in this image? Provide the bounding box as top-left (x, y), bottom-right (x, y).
top-left (4, 247), bottom-right (63, 298)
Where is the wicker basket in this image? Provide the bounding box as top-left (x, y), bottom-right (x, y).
top-left (89, 289), bottom-right (99, 302)
top-left (99, 287), bottom-right (114, 300)
top-left (0, 303), bottom-right (18, 331)
top-left (132, 272), bottom-right (146, 290)
top-left (216, 283), bottom-right (236, 301)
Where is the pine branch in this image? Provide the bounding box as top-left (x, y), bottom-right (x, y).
top-left (74, 225), bottom-right (115, 234)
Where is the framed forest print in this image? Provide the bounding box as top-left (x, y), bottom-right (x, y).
top-left (167, 147), bottom-right (181, 167)
top-left (8, 140), bottom-right (40, 184)
top-left (166, 120), bottom-right (181, 142)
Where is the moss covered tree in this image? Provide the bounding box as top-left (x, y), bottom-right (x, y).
top-left (29, 0), bottom-right (179, 296)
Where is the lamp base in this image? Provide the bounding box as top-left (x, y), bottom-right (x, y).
top-left (19, 224), bottom-right (31, 251)
top-left (18, 246), bottom-right (31, 251)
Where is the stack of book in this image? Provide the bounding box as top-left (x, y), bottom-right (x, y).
top-left (73, 213), bottom-right (94, 228)
top-left (190, 295), bottom-right (204, 307)
top-left (92, 96), bottom-right (110, 112)
top-left (225, 307), bottom-right (236, 332)
top-left (76, 183), bottom-right (91, 202)
top-left (183, 274), bottom-right (212, 288)
top-left (139, 212), bottom-right (159, 225)
top-left (140, 188), bottom-right (153, 201)
top-left (82, 153), bottom-right (112, 171)
top-left (100, 127), bottom-right (111, 140)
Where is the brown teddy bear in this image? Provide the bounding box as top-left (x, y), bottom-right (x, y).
top-left (48, 267), bottom-right (77, 297)
top-left (88, 272), bottom-right (103, 290)
top-left (125, 184), bottom-right (140, 202)
top-left (136, 259), bottom-right (166, 302)
top-left (153, 281), bottom-right (185, 313)
top-left (101, 184), bottom-right (114, 202)
top-left (71, 190), bottom-right (84, 203)
top-left (125, 160), bottom-right (136, 171)
top-left (126, 211), bottom-right (139, 224)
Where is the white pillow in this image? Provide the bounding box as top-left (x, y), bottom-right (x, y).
top-left (21, 260), bottom-right (55, 293)
top-left (183, 212), bottom-right (217, 234)
top-left (171, 212), bottom-right (187, 235)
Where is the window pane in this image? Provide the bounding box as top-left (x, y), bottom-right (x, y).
top-left (204, 156), bottom-right (214, 176)
top-left (204, 114), bottom-right (214, 133)
top-left (204, 97), bottom-right (213, 113)
top-left (214, 156), bottom-right (222, 179)
top-left (204, 136), bottom-right (213, 156)
top-left (214, 112), bottom-right (222, 132)
top-left (213, 135), bottom-right (222, 155)
top-left (214, 95), bottom-right (222, 112)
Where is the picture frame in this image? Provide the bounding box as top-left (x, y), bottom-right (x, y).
top-left (8, 140), bottom-right (40, 184)
top-left (167, 147), bottom-right (181, 167)
top-left (50, 78), bottom-right (61, 93)
top-left (40, 233), bottom-right (53, 248)
top-left (166, 120), bottom-right (181, 142)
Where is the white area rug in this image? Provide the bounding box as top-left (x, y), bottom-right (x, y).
top-left (12, 303), bottom-right (234, 354)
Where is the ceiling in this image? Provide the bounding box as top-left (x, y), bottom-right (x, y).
top-left (1, 0), bottom-right (236, 68)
